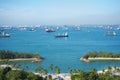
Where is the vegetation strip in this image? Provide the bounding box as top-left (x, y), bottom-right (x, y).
top-left (80, 51), bottom-right (120, 62)
top-left (0, 50), bottom-right (42, 61)
top-left (1, 64), bottom-right (120, 80)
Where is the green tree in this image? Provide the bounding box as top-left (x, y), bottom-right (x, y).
top-left (49, 64), bottom-right (53, 73)
top-left (35, 65), bottom-right (44, 76)
top-left (88, 68), bottom-right (99, 80)
top-left (68, 67), bottom-right (73, 75)
top-left (27, 72), bottom-right (38, 80)
top-left (3, 67), bottom-right (11, 75)
top-left (0, 69), bottom-right (6, 80)
top-left (114, 66), bottom-right (117, 71)
top-left (107, 66), bottom-right (112, 74)
top-left (42, 68), bottom-right (48, 75)
top-left (6, 70), bottom-right (27, 80)
top-left (54, 66), bottom-right (60, 74)
top-left (47, 75), bottom-right (52, 80)
top-left (77, 69), bottom-right (81, 74)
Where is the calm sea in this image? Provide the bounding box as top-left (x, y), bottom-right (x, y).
top-left (0, 26), bottom-right (120, 72)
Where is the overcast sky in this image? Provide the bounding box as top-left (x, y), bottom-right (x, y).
top-left (0, 0), bottom-right (120, 25)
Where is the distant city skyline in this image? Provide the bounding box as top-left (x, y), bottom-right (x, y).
top-left (0, 0), bottom-right (120, 25)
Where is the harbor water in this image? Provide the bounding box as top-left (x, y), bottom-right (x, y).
top-left (0, 25), bottom-right (120, 72)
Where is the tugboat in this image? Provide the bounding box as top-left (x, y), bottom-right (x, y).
top-left (45, 28), bottom-right (55, 32)
top-left (104, 31), bottom-right (117, 36)
top-left (55, 32), bottom-right (68, 38)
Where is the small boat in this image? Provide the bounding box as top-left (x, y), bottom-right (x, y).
top-left (105, 26), bottom-right (113, 30)
top-left (31, 59), bottom-right (41, 63)
top-left (29, 28), bottom-right (35, 31)
top-left (0, 31), bottom-right (10, 37)
top-left (45, 28), bottom-right (55, 32)
top-left (55, 32), bottom-right (68, 38)
top-left (105, 31), bottom-right (117, 36)
top-left (19, 27), bottom-right (27, 31)
top-left (117, 27), bottom-right (120, 30)
top-left (74, 27), bottom-right (80, 31)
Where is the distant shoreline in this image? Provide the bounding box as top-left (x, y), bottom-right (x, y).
top-left (81, 51), bottom-right (120, 62)
top-left (0, 58), bottom-right (42, 62)
top-left (80, 57), bottom-right (120, 62)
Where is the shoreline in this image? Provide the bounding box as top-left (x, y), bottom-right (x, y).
top-left (0, 58), bottom-right (42, 62)
top-left (34, 72), bottom-right (71, 80)
top-left (80, 57), bottom-right (120, 62)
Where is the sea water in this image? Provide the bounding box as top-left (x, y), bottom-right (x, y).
top-left (0, 26), bottom-right (120, 72)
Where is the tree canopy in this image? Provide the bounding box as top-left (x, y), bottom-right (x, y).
top-left (82, 51), bottom-right (120, 59)
top-left (0, 50), bottom-right (41, 59)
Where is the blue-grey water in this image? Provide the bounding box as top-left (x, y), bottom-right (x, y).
top-left (0, 26), bottom-right (120, 72)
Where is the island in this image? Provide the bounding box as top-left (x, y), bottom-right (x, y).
top-left (80, 51), bottom-right (120, 62)
top-left (0, 50), bottom-right (43, 62)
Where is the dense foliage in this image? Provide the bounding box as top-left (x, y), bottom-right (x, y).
top-left (0, 64), bottom-right (61, 80)
top-left (70, 68), bottom-right (120, 80)
top-left (0, 50), bottom-right (41, 59)
top-left (82, 51), bottom-right (120, 59)
top-left (0, 64), bottom-right (120, 80)
top-left (0, 67), bottom-right (43, 80)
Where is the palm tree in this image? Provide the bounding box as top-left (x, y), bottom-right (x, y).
top-left (92, 68), bottom-right (97, 73)
top-left (35, 65), bottom-right (43, 76)
top-left (69, 69), bottom-right (73, 75)
top-left (77, 69), bottom-right (81, 74)
top-left (54, 66), bottom-right (60, 74)
top-left (68, 67), bottom-right (73, 75)
top-left (73, 69), bottom-right (78, 74)
top-left (42, 68), bottom-right (48, 75)
top-left (116, 68), bottom-right (120, 72)
top-left (49, 64), bottom-right (53, 73)
top-left (47, 75), bottom-right (52, 80)
top-left (106, 66), bottom-right (112, 75)
top-left (107, 66), bottom-right (112, 72)
top-left (102, 69), bottom-right (105, 73)
top-left (113, 66), bottom-right (117, 71)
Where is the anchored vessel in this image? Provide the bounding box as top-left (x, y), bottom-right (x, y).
top-left (105, 31), bottom-right (117, 36)
top-left (55, 32), bottom-right (68, 38)
top-left (45, 28), bottom-right (55, 32)
top-left (0, 31), bottom-right (10, 37)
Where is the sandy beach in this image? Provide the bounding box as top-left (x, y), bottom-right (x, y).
top-left (89, 57), bottom-right (120, 60)
top-left (80, 57), bottom-right (120, 62)
top-left (0, 58), bottom-right (42, 62)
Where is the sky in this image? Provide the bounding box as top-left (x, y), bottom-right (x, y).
top-left (0, 0), bottom-right (120, 25)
